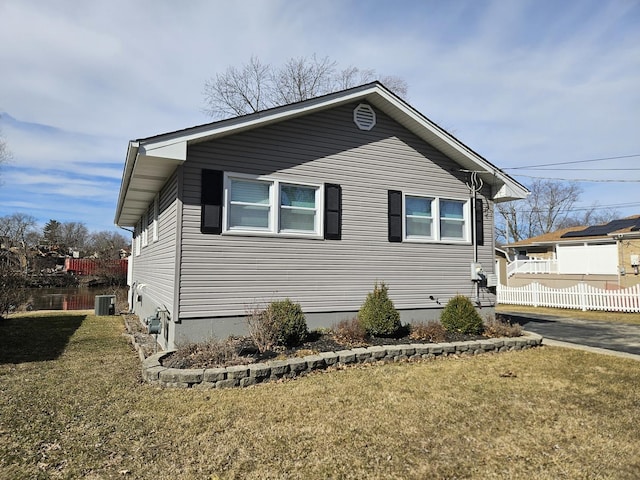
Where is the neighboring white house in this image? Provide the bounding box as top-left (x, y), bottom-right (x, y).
top-left (504, 215), bottom-right (640, 289)
top-left (114, 82), bottom-right (528, 349)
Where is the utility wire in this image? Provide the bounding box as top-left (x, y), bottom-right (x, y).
top-left (509, 173), bottom-right (640, 182)
top-left (517, 168), bottom-right (640, 171)
top-left (498, 202), bottom-right (640, 214)
top-left (505, 154), bottom-right (640, 170)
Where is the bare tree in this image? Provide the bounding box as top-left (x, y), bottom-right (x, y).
top-left (495, 179), bottom-right (618, 244)
top-left (203, 55), bottom-right (272, 118)
top-left (0, 213), bottom-right (38, 273)
top-left (203, 55), bottom-right (409, 119)
top-left (60, 222), bottom-right (89, 251)
top-left (87, 231), bottom-right (129, 259)
top-left (0, 253), bottom-right (29, 318)
top-left (272, 54), bottom-right (338, 105)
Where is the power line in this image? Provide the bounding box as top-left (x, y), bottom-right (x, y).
top-left (510, 173), bottom-right (640, 182)
top-left (505, 154), bottom-right (640, 170)
top-left (518, 168), bottom-right (640, 171)
top-left (498, 202), bottom-right (640, 214)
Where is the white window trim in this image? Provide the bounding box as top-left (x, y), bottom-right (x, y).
top-left (141, 211), bottom-right (148, 248)
top-left (152, 194), bottom-right (159, 243)
top-left (222, 172), bottom-right (324, 239)
top-left (134, 221), bottom-right (141, 256)
top-left (403, 193), bottom-right (471, 244)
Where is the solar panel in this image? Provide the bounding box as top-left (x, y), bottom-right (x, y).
top-left (561, 218), bottom-right (639, 238)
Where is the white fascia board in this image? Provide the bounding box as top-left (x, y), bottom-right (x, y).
top-left (114, 141), bottom-right (140, 225)
top-left (139, 140), bottom-right (187, 161)
top-left (137, 86), bottom-right (380, 151)
top-left (493, 182), bottom-right (530, 202)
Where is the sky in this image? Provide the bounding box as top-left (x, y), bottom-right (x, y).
top-left (0, 0), bottom-right (639, 235)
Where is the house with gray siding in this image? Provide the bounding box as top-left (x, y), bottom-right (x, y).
top-left (115, 82), bottom-right (528, 349)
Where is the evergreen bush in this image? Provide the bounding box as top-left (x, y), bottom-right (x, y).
top-left (440, 294), bottom-right (484, 335)
top-left (267, 298), bottom-right (308, 347)
top-left (358, 282), bottom-right (401, 337)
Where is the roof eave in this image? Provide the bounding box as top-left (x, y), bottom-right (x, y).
top-left (115, 82), bottom-right (528, 227)
top-left (114, 141), bottom-right (140, 226)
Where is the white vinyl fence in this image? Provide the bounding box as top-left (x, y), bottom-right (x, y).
top-left (498, 282), bottom-right (640, 313)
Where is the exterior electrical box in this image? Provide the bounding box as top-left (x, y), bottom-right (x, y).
top-left (470, 263), bottom-right (484, 281)
top-left (631, 255), bottom-right (640, 267)
top-left (95, 295), bottom-right (116, 316)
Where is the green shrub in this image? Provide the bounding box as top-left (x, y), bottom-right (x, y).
top-left (358, 282), bottom-right (401, 337)
top-left (440, 295), bottom-right (484, 335)
top-left (267, 298), bottom-right (308, 347)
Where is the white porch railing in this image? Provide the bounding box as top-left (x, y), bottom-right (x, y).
top-left (498, 282), bottom-right (640, 313)
top-left (507, 259), bottom-right (558, 277)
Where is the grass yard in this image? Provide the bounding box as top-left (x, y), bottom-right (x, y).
top-left (1, 312), bottom-right (639, 479)
top-left (497, 303), bottom-right (640, 326)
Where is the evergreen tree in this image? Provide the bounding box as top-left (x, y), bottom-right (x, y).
top-left (43, 219), bottom-right (61, 246)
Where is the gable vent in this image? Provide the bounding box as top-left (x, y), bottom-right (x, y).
top-left (353, 103), bottom-right (376, 131)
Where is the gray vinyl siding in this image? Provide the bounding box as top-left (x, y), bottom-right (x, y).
top-left (131, 171), bottom-right (179, 318)
top-left (179, 103), bottom-right (496, 319)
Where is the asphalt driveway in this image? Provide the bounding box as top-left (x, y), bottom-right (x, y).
top-left (499, 310), bottom-right (640, 357)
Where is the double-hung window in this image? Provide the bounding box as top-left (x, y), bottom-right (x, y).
top-left (279, 184), bottom-right (318, 233)
top-left (404, 195), bottom-right (469, 242)
top-left (405, 196), bottom-right (434, 239)
top-left (225, 174), bottom-right (321, 237)
top-left (228, 178), bottom-right (272, 230)
top-left (439, 200), bottom-right (466, 240)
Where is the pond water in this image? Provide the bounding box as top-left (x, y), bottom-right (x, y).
top-left (27, 287), bottom-right (127, 311)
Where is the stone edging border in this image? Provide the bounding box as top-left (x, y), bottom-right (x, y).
top-left (139, 332), bottom-right (543, 389)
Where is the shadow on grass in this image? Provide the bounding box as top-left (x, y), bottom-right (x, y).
top-left (0, 313), bottom-right (86, 364)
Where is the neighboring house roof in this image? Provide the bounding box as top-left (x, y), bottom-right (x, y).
top-left (507, 215), bottom-right (640, 248)
top-left (115, 81), bottom-right (529, 227)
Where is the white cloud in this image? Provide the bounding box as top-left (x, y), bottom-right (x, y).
top-left (1, 0), bottom-right (639, 231)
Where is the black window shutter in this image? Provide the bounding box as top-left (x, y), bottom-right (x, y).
top-left (324, 183), bottom-right (342, 240)
top-left (474, 198), bottom-right (484, 246)
top-left (388, 190), bottom-right (403, 242)
top-left (201, 169), bottom-right (223, 234)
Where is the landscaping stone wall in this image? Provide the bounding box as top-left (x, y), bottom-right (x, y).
top-left (140, 332), bottom-right (543, 389)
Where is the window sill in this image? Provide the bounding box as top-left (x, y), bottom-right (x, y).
top-left (404, 238), bottom-right (472, 246)
top-left (222, 230), bottom-right (324, 241)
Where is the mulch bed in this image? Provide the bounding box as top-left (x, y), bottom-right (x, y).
top-left (157, 326), bottom-right (487, 370)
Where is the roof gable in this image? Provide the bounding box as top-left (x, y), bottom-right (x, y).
top-left (115, 82), bottom-right (528, 226)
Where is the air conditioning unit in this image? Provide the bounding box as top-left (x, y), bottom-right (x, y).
top-left (485, 274), bottom-right (498, 288)
top-left (95, 295), bottom-right (116, 316)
